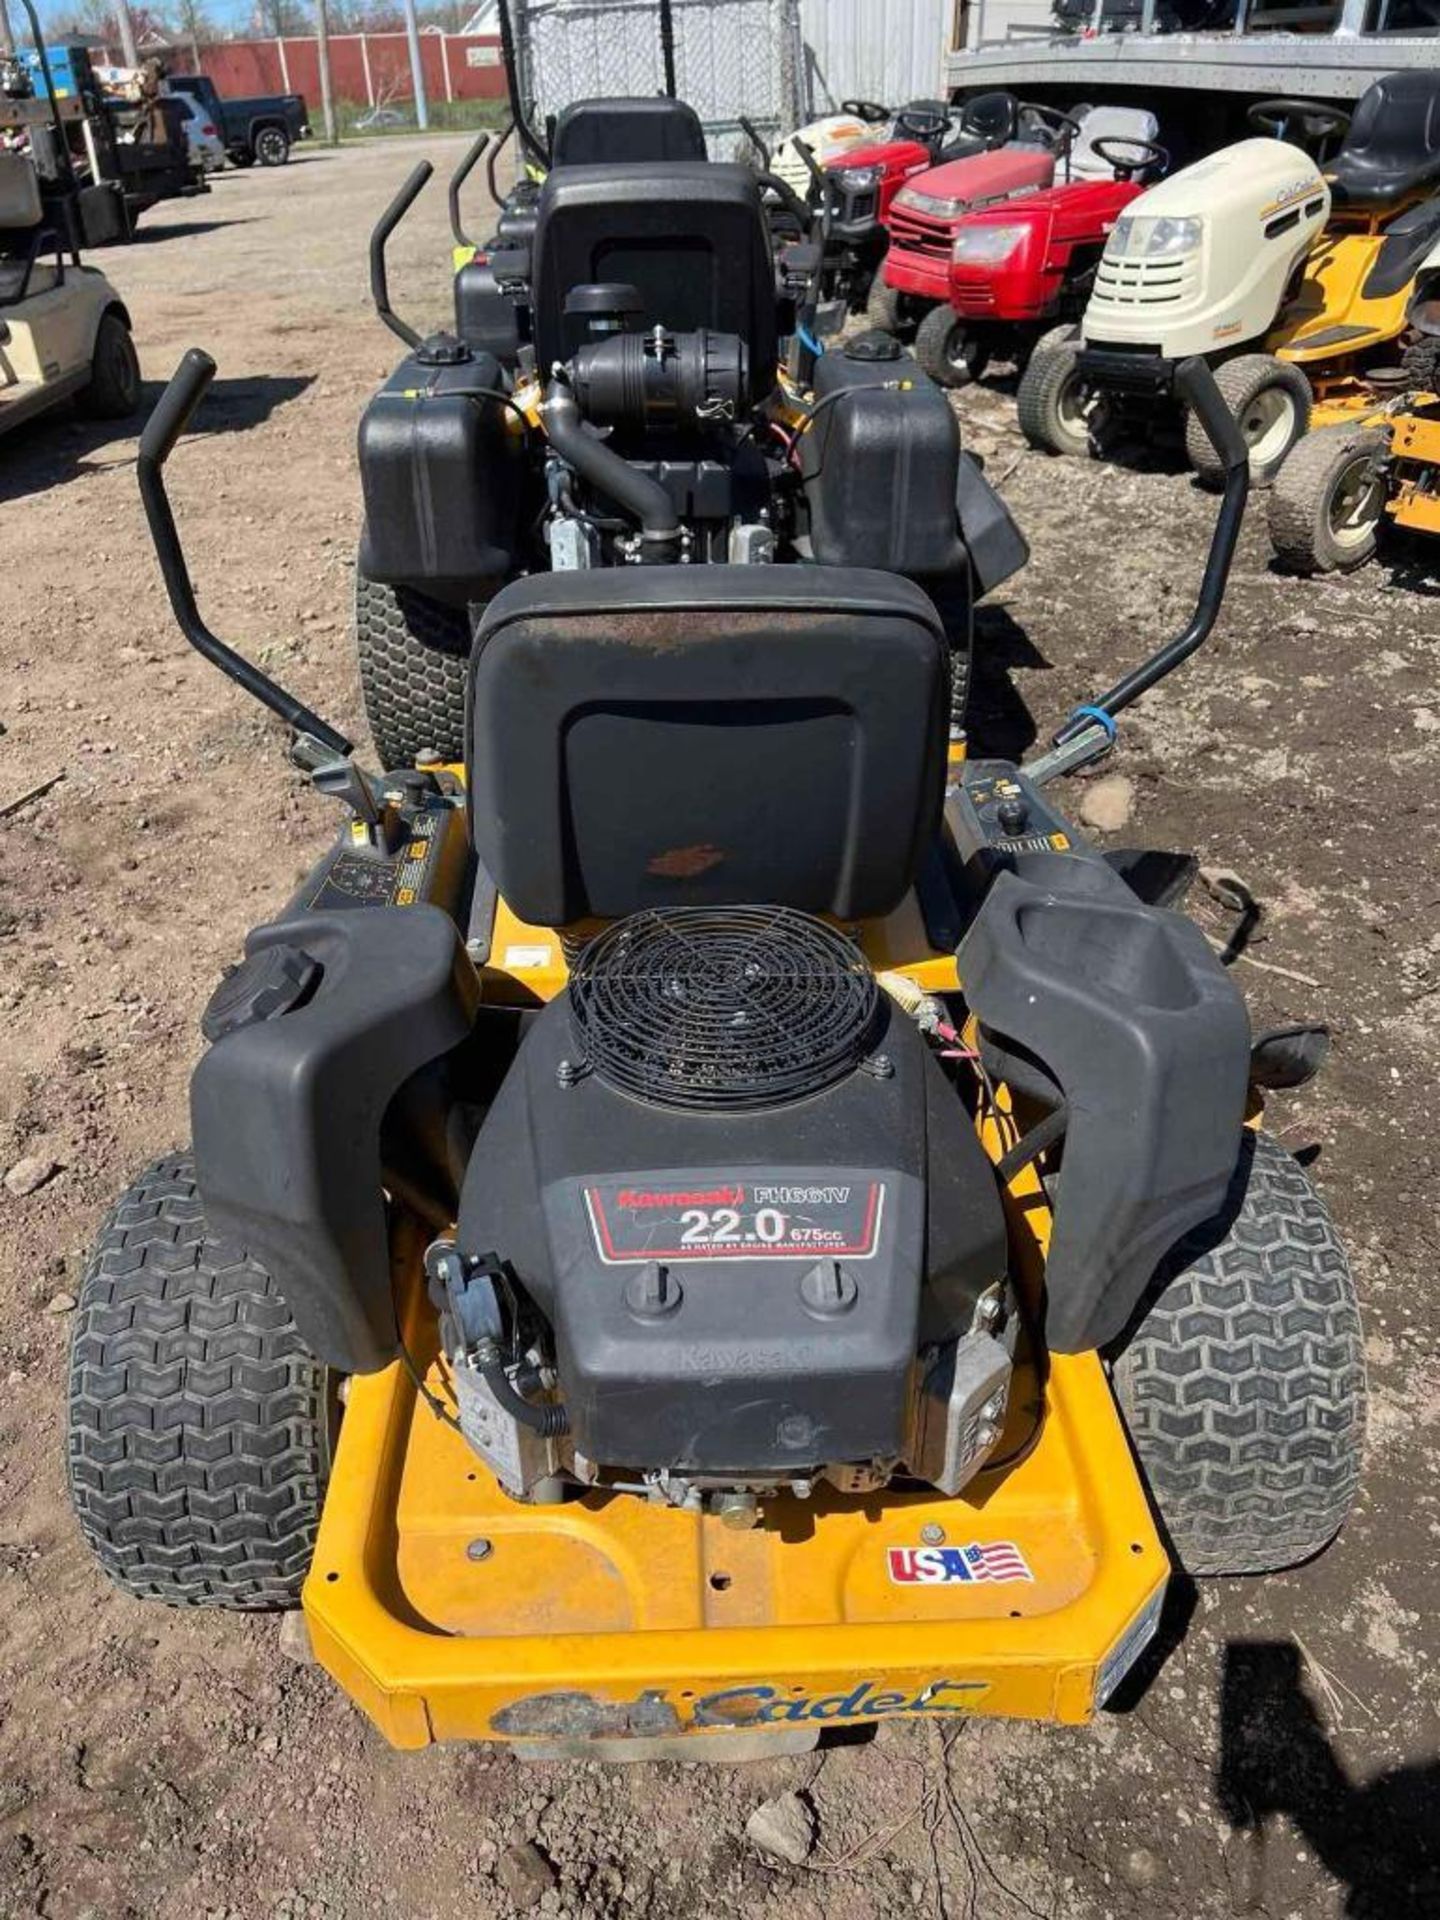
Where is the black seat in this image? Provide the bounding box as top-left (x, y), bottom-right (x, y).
top-left (466, 567), bottom-right (950, 927)
top-left (529, 162), bottom-right (778, 397)
top-left (550, 95), bottom-right (707, 167)
top-left (1363, 189), bottom-right (1440, 299)
top-left (1327, 70), bottom-right (1440, 211)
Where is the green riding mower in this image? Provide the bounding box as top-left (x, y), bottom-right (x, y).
top-left (66, 349), bottom-right (1365, 1756)
top-left (354, 105), bottom-right (1027, 771)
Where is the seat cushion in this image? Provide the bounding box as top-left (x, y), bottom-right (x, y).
top-left (1327, 70), bottom-right (1440, 211)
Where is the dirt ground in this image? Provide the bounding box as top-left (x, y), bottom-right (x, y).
top-left (1, 138), bottom-right (1437, 1920)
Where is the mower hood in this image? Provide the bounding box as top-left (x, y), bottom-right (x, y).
top-left (828, 136), bottom-right (932, 177)
top-left (897, 147), bottom-right (1055, 209)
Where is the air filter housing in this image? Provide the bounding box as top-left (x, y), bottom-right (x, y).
top-left (568, 906), bottom-right (882, 1112)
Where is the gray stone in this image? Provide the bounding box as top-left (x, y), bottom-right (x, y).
top-left (745, 1790), bottom-right (815, 1866)
top-left (497, 1840), bottom-right (558, 1911)
top-left (5, 1156), bottom-right (59, 1198)
top-left (1078, 773), bottom-right (1136, 834)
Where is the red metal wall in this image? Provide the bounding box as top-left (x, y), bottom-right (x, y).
top-left (171, 34), bottom-right (505, 108)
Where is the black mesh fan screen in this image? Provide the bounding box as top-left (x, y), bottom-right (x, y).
top-left (568, 907), bottom-right (882, 1112)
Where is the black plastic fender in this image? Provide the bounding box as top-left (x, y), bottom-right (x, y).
top-left (958, 862), bottom-right (1251, 1352)
top-left (191, 905), bottom-right (479, 1374)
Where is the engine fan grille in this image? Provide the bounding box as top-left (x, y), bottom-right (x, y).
top-left (568, 907), bottom-right (881, 1112)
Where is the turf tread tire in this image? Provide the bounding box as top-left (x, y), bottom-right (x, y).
top-left (1016, 341), bottom-right (1088, 457)
top-left (1186, 353), bottom-right (1312, 490)
top-left (67, 1154), bottom-right (330, 1611)
top-left (354, 568), bottom-right (470, 770)
top-left (1112, 1131), bottom-right (1364, 1576)
top-left (1267, 423), bottom-right (1388, 576)
top-left (864, 272), bottom-right (905, 335)
top-left (912, 304), bottom-right (989, 389)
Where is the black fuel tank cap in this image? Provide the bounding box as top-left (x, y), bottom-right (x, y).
top-left (201, 945), bottom-right (322, 1044)
top-left (844, 330), bottom-right (904, 362)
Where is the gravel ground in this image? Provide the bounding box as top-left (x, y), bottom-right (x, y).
top-left (1, 139), bottom-right (1436, 1920)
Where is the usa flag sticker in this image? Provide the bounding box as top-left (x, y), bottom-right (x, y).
top-left (888, 1542), bottom-right (1034, 1586)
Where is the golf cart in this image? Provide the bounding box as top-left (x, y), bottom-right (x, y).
top-left (66, 342), bottom-right (1364, 1755)
top-left (1019, 73), bottom-right (1440, 486)
top-left (0, 2), bottom-right (138, 441)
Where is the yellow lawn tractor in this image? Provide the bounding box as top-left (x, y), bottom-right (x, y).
top-left (1267, 243), bottom-right (1440, 572)
top-left (66, 353), bottom-right (1364, 1757)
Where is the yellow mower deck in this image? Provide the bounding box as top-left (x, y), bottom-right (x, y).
top-left (302, 881), bottom-right (1168, 1751)
top-left (1308, 388), bottom-right (1440, 537)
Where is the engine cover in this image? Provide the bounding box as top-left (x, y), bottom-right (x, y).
top-left (456, 988), bottom-right (1006, 1479)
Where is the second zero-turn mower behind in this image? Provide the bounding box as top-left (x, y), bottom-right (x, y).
top-left (352, 101), bottom-right (1028, 771)
top-left (65, 343), bottom-right (1365, 1759)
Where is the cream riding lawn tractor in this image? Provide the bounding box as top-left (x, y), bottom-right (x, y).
top-left (0, 4), bottom-right (138, 442)
top-left (353, 110), bottom-right (1029, 772)
top-left (1018, 71), bottom-right (1440, 488)
top-left (66, 346), bottom-right (1365, 1758)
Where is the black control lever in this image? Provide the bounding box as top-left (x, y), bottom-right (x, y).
top-left (739, 114), bottom-right (771, 169)
top-left (448, 128), bottom-right (494, 251)
top-left (370, 161), bottom-right (431, 349)
top-left (485, 119), bottom-right (516, 209)
top-left (1027, 355), bottom-right (1249, 785)
top-left (137, 350), bottom-right (353, 760)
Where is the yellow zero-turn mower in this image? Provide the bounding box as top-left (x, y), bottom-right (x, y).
top-left (66, 352), bottom-right (1364, 1757)
top-left (1018, 71), bottom-right (1440, 489)
top-left (0, 1), bottom-right (138, 442)
top-left (1267, 239), bottom-right (1440, 573)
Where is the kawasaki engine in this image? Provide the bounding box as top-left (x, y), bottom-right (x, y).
top-left (439, 907), bottom-right (1015, 1520)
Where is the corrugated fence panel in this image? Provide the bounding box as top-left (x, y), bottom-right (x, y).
top-left (796, 0), bottom-right (949, 113)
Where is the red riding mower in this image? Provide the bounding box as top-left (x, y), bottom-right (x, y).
top-left (355, 101), bottom-right (1028, 774)
top-left (746, 91), bottom-right (1031, 315)
top-left (889, 114), bottom-right (1169, 390)
top-left (876, 107), bottom-right (1163, 385)
top-left (68, 347), bottom-right (1364, 1756)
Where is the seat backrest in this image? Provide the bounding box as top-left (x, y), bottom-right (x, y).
top-left (960, 91), bottom-right (1018, 145)
top-left (1329, 70), bottom-right (1440, 209)
top-left (550, 95), bottom-right (708, 167)
top-left (466, 567), bottom-right (950, 928)
top-left (1069, 106), bottom-right (1161, 182)
top-left (529, 161), bottom-right (778, 391)
top-left (0, 154), bottom-right (42, 232)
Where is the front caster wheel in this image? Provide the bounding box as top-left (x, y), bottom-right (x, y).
top-left (67, 1154), bottom-right (333, 1610)
top-left (1112, 1132), bottom-right (1364, 1576)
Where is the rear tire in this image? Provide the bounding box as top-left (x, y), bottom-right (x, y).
top-left (1016, 341), bottom-right (1091, 457)
top-left (1187, 353), bottom-right (1312, 490)
top-left (912, 305), bottom-right (991, 389)
top-left (67, 1154), bottom-right (332, 1611)
top-left (254, 125), bottom-right (290, 167)
top-left (1268, 423), bottom-right (1388, 575)
top-left (1112, 1132), bottom-right (1365, 1576)
top-left (355, 568), bottom-right (471, 770)
top-left (77, 311), bottom-right (140, 420)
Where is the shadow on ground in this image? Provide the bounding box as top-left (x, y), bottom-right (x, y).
top-left (0, 374), bottom-right (312, 506)
top-left (1217, 1640), bottom-right (1440, 1918)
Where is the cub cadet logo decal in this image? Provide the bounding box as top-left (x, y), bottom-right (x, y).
top-left (694, 1677), bottom-right (988, 1726)
top-left (889, 1542), bottom-right (1034, 1585)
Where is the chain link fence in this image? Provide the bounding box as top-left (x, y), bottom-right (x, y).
top-left (513, 0), bottom-right (803, 155)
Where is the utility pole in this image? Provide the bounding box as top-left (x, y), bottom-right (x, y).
top-left (114, 0), bottom-right (139, 67)
top-left (0, 0), bottom-right (14, 60)
top-left (400, 0), bottom-right (428, 131)
top-left (313, 0), bottom-right (336, 143)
